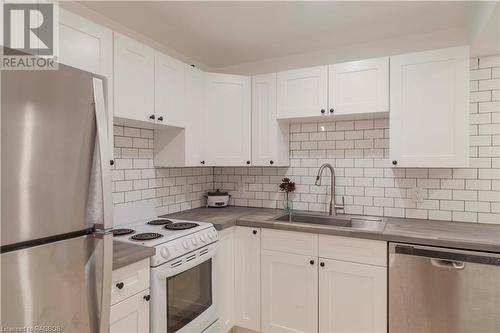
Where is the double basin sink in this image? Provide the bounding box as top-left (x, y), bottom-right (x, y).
top-left (274, 213), bottom-right (386, 233)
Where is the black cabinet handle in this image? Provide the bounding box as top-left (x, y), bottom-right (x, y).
top-left (392, 160), bottom-right (398, 166)
top-left (109, 160), bottom-right (114, 166)
top-left (149, 114), bottom-right (155, 120)
top-left (270, 160), bottom-right (274, 165)
top-left (309, 260), bottom-right (315, 265)
top-left (246, 160), bottom-right (251, 165)
top-left (144, 295), bottom-right (150, 301)
top-left (116, 282), bottom-right (124, 290)
top-left (320, 109), bottom-right (326, 114)
top-left (201, 160), bottom-right (205, 165)
top-left (253, 230), bottom-right (257, 235)
top-left (329, 108), bottom-right (334, 114)
top-left (320, 262), bottom-right (325, 267)
top-left (157, 116), bottom-right (164, 121)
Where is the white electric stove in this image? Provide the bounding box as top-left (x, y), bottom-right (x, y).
top-left (113, 202), bottom-right (219, 333)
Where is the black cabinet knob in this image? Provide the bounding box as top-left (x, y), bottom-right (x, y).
top-left (329, 108), bottom-right (334, 114)
top-left (144, 295), bottom-right (150, 301)
top-left (116, 282), bottom-right (124, 290)
top-left (201, 160), bottom-right (205, 165)
top-left (270, 160), bottom-right (274, 165)
top-left (246, 160), bottom-right (251, 165)
top-left (253, 230), bottom-right (257, 235)
top-left (320, 262), bottom-right (325, 267)
top-left (392, 160), bottom-right (398, 165)
top-left (309, 260), bottom-right (315, 265)
top-left (320, 109), bottom-right (326, 114)
top-left (157, 116), bottom-right (164, 121)
top-left (109, 160), bottom-right (114, 166)
top-left (149, 114), bottom-right (155, 120)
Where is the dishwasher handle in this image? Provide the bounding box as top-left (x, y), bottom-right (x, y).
top-left (430, 258), bottom-right (466, 270)
top-left (390, 243), bottom-right (500, 267)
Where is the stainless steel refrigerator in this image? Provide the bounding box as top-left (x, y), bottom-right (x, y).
top-left (1, 63), bottom-right (113, 332)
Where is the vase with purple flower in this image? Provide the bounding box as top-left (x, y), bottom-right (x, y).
top-left (279, 177), bottom-right (296, 213)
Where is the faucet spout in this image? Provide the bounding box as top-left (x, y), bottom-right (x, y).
top-left (314, 163), bottom-right (344, 216)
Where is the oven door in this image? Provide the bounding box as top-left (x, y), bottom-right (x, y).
top-left (151, 243), bottom-right (218, 333)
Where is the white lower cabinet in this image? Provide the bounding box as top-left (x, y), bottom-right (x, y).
top-left (234, 226), bottom-right (261, 331)
top-left (261, 250), bottom-right (318, 333)
top-left (110, 289), bottom-right (150, 333)
top-left (110, 259), bottom-right (150, 333)
top-left (319, 258), bottom-right (387, 333)
top-left (216, 228), bottom-right (235, 333)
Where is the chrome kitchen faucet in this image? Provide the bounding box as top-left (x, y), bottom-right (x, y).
top-left (315, 163), bottom-right (345, 216)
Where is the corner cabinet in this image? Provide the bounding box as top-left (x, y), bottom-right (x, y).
top-left (277, 66), bottom-right (328, 120)
top-left (328, 57), bottom-right (389, 116)
top-left (113, 33), bottom-right (155, 124)
top-left (204, 73), bottom-right (251, 166)
top-left (252, 73), bottom-right (289, 167)
top-left (234, 226), bottom-right (261, 331)
top-left (390, 46), bottom-right (469, 167)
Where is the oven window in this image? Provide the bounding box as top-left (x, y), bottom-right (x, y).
top-left (166, 258), bottom-right (212, 333)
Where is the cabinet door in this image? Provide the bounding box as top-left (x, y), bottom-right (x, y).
top-left (234, 226), bottom-right (261, 331)
top-left (155, 51), bottom-right (185, 127)
top-left (252, 73), bottom-right (289, 167)
top-left (184, 65), bottom-right (206, 166)
top-left (277, 66), bottom-right (328, 120)
top-left (110, 289), bottom-right (150, 333)
top-left (205, 73), bottom-right (251, 166)
top-left (216, 228), bottom-right (235, 333)
top-left (58, 9), bottom-right (114, 149)
top-left (261, 250), bottom-right (318, 333)
top-left (390, 46), bottom-right (469, 167)
top-left (114, 33), bottom-right (155, 123)
top-left (319, 259), bottom-right (386, 333)
top-left (329, 57), bottom-right (389, 115)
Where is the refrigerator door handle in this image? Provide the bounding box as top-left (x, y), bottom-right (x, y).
top-left (93, 77), bottom-right (113, 231)
top-left (95, 231), bottom-right (113, 332)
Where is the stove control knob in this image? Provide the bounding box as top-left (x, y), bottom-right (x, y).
top-left (208, 231), bottom-right (214, 239)
top-left (191, 237), bottom-right (198, 245)
top-left (182, 240), bottom-right (189, 250)
top-left (160, 247), bottom-right (170, 259)
top-left (200, 234), bottom-right (206, 242)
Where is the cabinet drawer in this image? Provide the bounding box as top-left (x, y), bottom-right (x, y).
top-left (262, 229), bottom-right (318, 256)
top-left (319, 235), bottom-right (386, 267)
top-left (111, 258), bottom-right (150, 305)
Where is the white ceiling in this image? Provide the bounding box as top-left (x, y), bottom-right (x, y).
top-left (79, 1), bottom-right (483, 69)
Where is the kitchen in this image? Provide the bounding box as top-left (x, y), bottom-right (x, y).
top-left (1, 1), bottom-right (500, 333)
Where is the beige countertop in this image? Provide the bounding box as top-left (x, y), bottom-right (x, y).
top-left (164, 206), bottom-right (500, 253)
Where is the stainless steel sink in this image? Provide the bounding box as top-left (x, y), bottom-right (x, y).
top-left (274, 213), bottom-right (386, 232)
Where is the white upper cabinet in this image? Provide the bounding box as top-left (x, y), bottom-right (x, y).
top-left (58, 9), bottom-right (114, 148)
top-left (114, 33), bottom-right (155, 123)
top-left (277, 66), bottom-right (328, 120)
top-left (261, 250), bottom-right (318, 333)
top-left (154, 51), bottom-right (185, 127)
top-left (252, 73), bottom-right (289, 167)
top-left (390, 46), bottom-right (469, 168)
top-left (204, 73), bottom-right (251, 166)
top-left (58, 9), bottom-right (113, 77)
top-left (329, 57), bottom-right (389, 116)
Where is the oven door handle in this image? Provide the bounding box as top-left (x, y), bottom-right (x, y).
top-left (154, 246), bottom-right (218, 279)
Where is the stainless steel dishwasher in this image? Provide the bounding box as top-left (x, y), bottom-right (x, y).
top-left (389, 243), bottom-right (500, 333)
